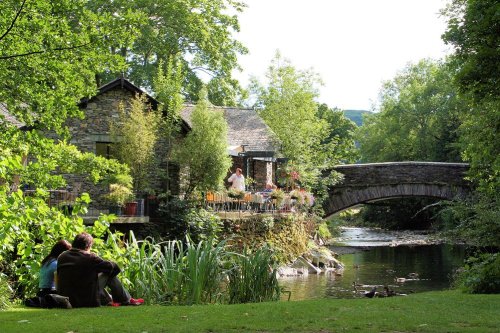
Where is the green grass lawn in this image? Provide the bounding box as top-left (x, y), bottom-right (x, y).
top-left (1, 290), bottom-right (499, 333)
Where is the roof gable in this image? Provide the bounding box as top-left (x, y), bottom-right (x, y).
top-left (81, 77), bottom-right (190, 132)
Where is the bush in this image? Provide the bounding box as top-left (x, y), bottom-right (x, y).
top-left (157, 197), bottom-right (222, 243)
top-left (317, 222), bottom-right (332, 240)
top-left (454, 253), bottom-right (500, 294)
top-left (186, 208), bottom-right (223, 243)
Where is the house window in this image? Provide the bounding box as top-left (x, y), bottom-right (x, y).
top-left (96, 142), bottom-right (114, 159)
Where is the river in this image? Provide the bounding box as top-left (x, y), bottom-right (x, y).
top-left (279, 227), bottom-right (466, 300)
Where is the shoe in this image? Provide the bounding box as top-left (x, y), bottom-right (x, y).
top-left (125, 297), bottom-right (144, 306)
top-left (109, 302), bottom-right (121, 307)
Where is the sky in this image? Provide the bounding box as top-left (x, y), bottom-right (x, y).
top-left (233, 0), bottom-right (452, 111)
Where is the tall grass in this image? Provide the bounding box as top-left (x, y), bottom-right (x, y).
top-left (0, 273), bottom-right (13, 310)
top-left (227, 246), bottom-right (281, 304)
top-left (117, 233), bottom-right (278, 306)
top-left (182, 239), bottom-right (226, 304)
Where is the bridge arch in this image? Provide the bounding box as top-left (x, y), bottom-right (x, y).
top-left (323, 162), bottom-right (471, 217)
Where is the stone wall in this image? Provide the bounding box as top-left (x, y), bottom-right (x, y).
top-left (65, 87), bottom-right (179, 211)
top-left (332, 162), bottom-right (470, 187)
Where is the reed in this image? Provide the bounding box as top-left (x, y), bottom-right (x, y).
top-left (182, 238), bottom-right (226, 305)
top-left (119, 233), bottom-right (281, 305)
top-left (0, 274), bottom-right (12, 310)
top-left (227, 246), bottom-right (281, 304)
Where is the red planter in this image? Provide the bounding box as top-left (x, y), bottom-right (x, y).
top-left (124, 202), bottom-right (137, 216)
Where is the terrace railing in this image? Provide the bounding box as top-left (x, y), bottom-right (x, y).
top-left (204, 191), bottom-right (314, 213)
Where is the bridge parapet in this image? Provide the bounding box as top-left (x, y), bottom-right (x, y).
top-left (332, 162), bottom-right (470, 187)
top-left (324, 162), bottom-right (471, 216)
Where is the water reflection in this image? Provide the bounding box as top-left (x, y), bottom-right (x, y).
top-left (279, 244), bottom-right (465, 301)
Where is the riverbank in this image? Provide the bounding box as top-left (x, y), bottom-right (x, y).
top-left (1, 290), bottom-right (498, 332)
top-left (331, 226), bottom-right (447, 247)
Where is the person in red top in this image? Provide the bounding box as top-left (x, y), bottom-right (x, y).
top-left (57, 232), bottom-right (143, 307)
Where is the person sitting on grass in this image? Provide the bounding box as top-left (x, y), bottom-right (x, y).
top-left (38, 239), bottom-right (71, 298)
top-left (57, 232), bottom-right (143, 307)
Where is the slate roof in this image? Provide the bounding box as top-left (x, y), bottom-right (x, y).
top-left (80, 77), bottom-right (160, 110)
top-left (181, 105), bottom-right (281, 157)
top-left (0, 103), bottom-right (26, 129)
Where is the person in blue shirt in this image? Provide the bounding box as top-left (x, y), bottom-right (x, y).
top-left (38, 240), bottom-right (71, 297)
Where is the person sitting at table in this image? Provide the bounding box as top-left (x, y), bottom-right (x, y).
top-left (261, 182), bottom-right (275, 197)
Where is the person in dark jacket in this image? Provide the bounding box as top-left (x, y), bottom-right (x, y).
top-left (57, 232), bottom-right (143, 307)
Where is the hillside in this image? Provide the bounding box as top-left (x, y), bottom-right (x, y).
top-left (343, 109), bottom-right (371, 126)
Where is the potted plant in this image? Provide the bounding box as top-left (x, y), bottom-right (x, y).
top-left (57, 201), bottom-right (74, 216)
top-left (227, 188), bottom-right (245, 200)
top-left (270, 188), bottom-right (284, 202)
top-left (244, 176), bottom-right (256, 192)
top-left (103, 173), bottom-right (134, 215)
top-left (289, 189), bottom-right (301, 200)
top-left (104, 183), bottom-right (134, 215)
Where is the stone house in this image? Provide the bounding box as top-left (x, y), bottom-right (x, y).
top-left (65, 77), bottom-right (189, 219)
top-left (181, 105), bottom-right (283, 191)
top-left (3, 77), bottom-right (283, 220)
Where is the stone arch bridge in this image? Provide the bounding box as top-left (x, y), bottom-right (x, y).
top-left (323, 162), bottom-right (471, 217)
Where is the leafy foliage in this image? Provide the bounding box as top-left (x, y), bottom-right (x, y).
top-left (444, 193), bottom-right (500, 248)
top-left (113, 234), bottom-right (280, 305)
top-left (1, 129), bottom-right (130, 191)
top-left (232, 214), bottom-right (310, 264)
top-left (0, 273), bottom-right (13, 310)
top-left (104, 0), bottom-right (248, 105)
top-left (317, 103), bottom-right (359, 164)
top-left (441, 0), bottom-right (500, 100)
top-left (173, 88), bottom-right (232, 196)
top-left (110, 94), bottom-right (162, 195)
top-left (0, 185), bottom-right (114, 297)
top-left (157, 197), bottom-right (222, 243)
top-left (251, 53), bottom-right (328, 188)
top-left (356, 59), bottom-right (463, 163)
top-left (453, 252), bottom-right (500, 294)
top-left (250, 53), bottom-right (356, 210)
top-left (0, 0), bottom-right (141, 132)
top-left (441, 0), bottom-right (500, 249)
top-left (441, 0), bottom-right (500, 197)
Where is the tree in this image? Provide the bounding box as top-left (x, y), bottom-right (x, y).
top-left (110, 94), bottom-right (162, 195)
top-left (250, 52), bottom-right (330, 189)
top-left (207, 75), bottom-right (248, 107)
top-left (98, 0), bottom-right (248, 105)
top-left (442, 0), bottom-right (500, 196)
top-left (441, 0), bottom-right (500, 100)
top-left (0, 0), bottom-right (141, 133)
top-left (356, 59), bottom-right (463, 163)
top-left (153, 58), bottom-right (185, 197)
top-left (316, 103), bottom-right (359, 165)
top-left (173, 88), bottom-right (231, 196)
top-left (440, 0), bottom-right (500, 249)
